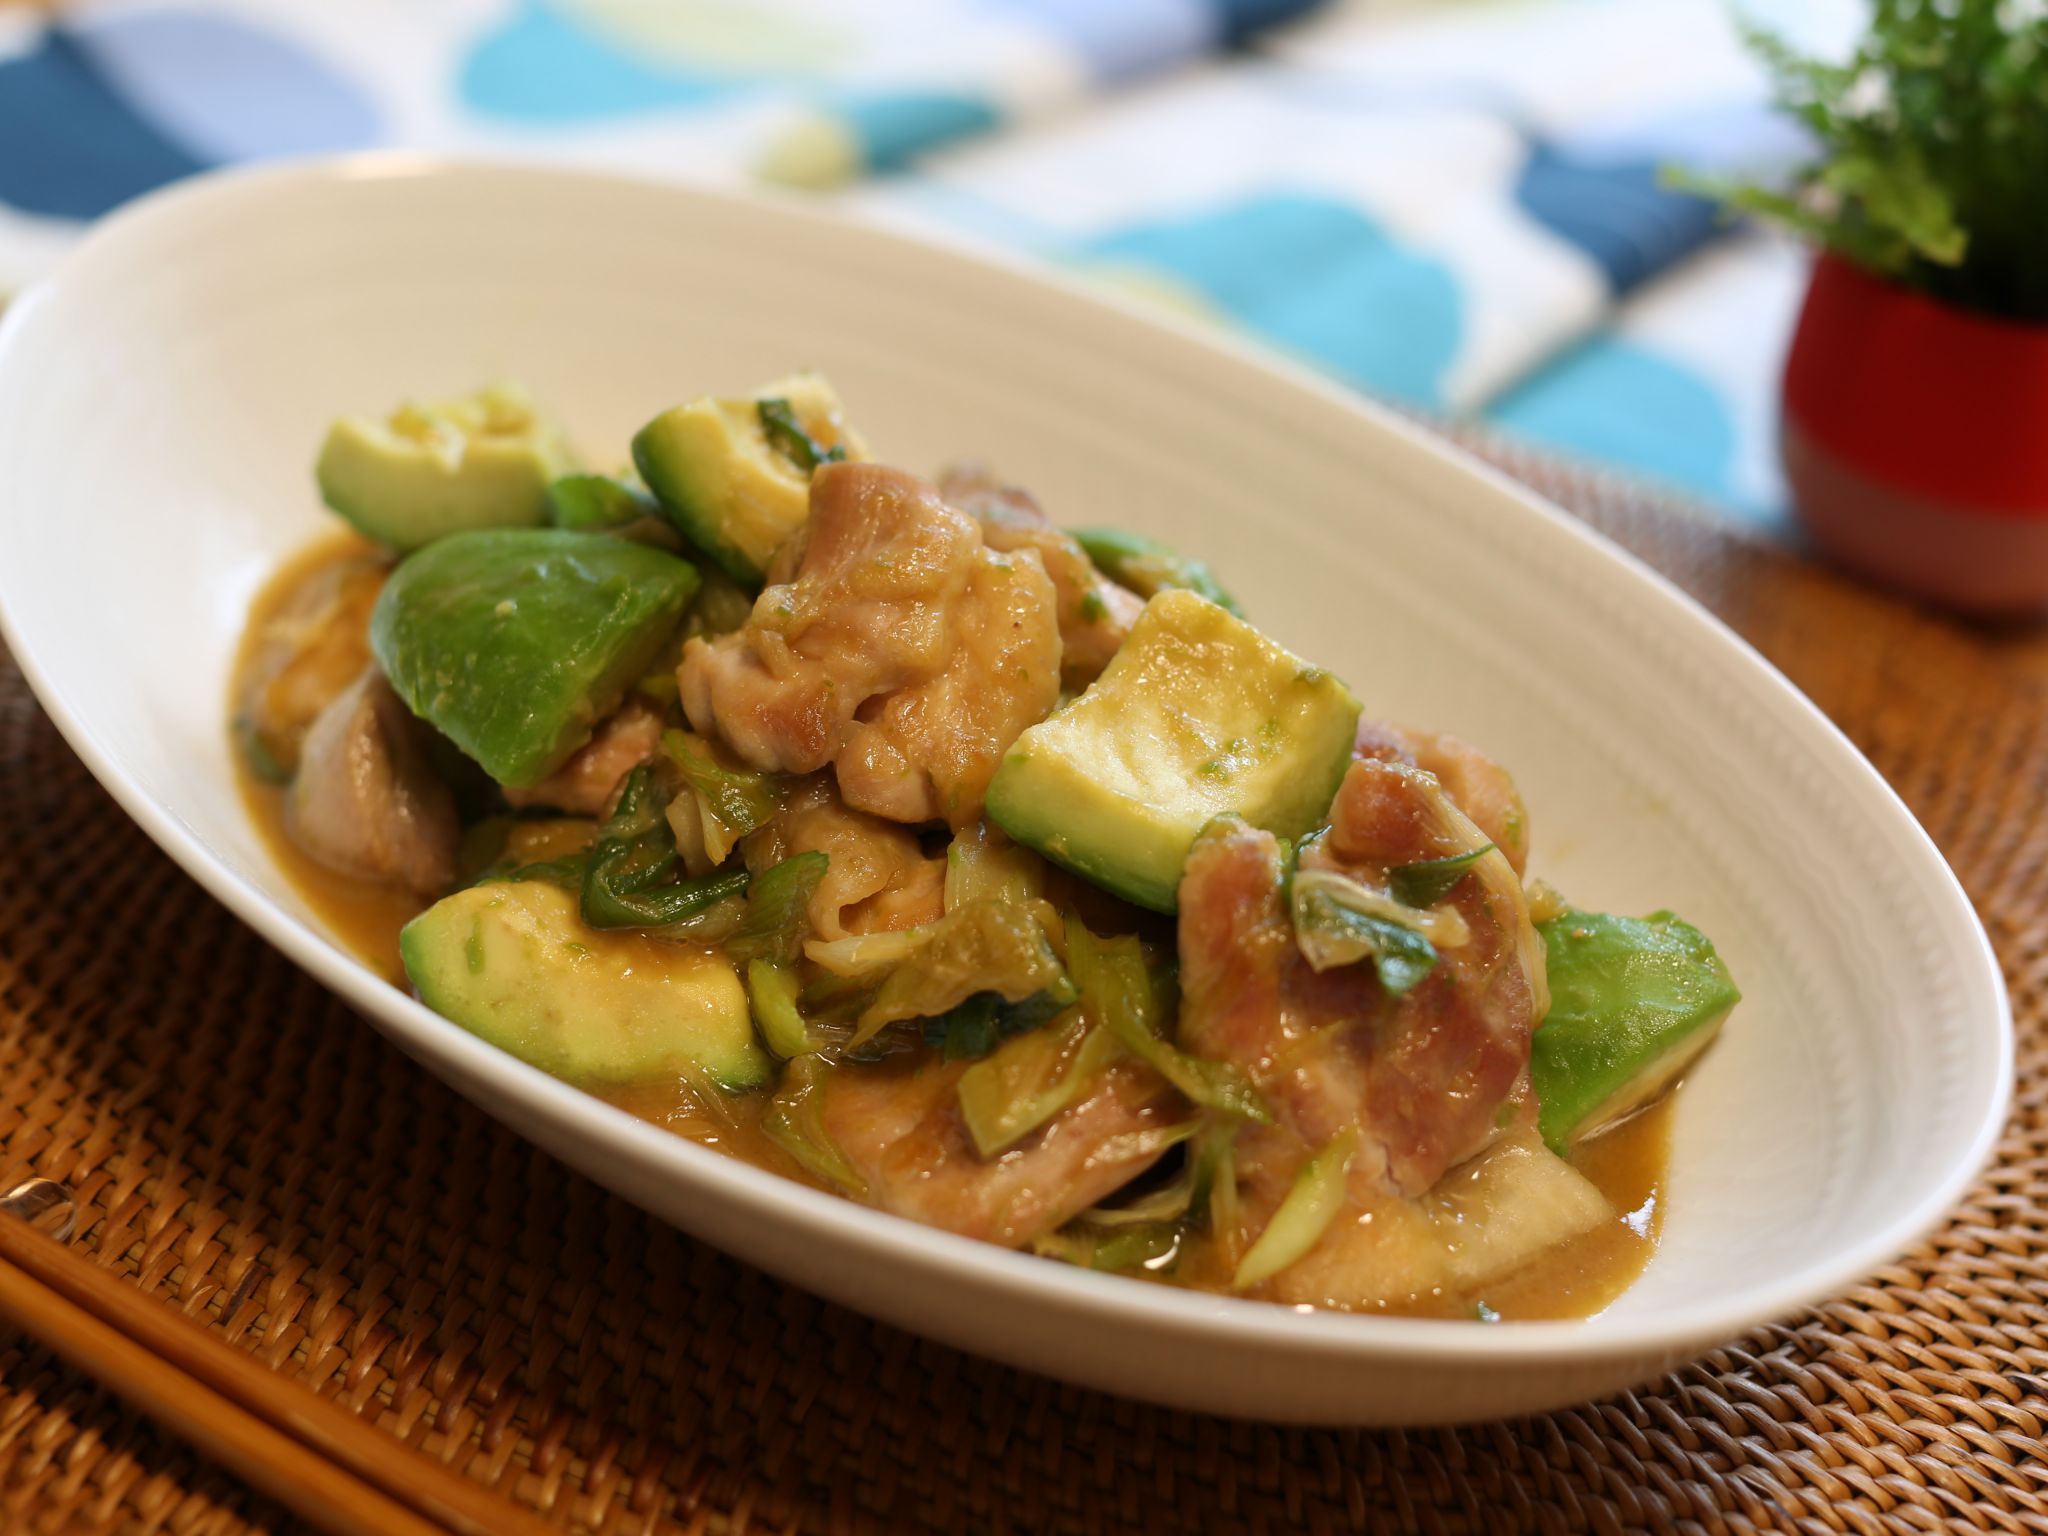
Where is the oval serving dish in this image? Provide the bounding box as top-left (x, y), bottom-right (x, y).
top-left (0, 159), bottom-right (2009, 1426)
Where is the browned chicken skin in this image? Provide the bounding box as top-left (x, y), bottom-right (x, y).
top-left (504, 698), bottom-right (665, 818)
top-left (680, 463), bottom-right (1062, 827)
top-left (938, 465), bottom-right (1144, 687)
top-left (287, 668), bottom-right (459, 894)
top-left (237, 553), bottom-right (387, 778)
top-left (820, 1053), bottom-right (1185, 1248)
top-left (745, 776), bottom-right (947, 939)
top-left (1177, 752), bottom-right (1545, 1302)
top-left (1353, 720), bottom-right (1531, 874)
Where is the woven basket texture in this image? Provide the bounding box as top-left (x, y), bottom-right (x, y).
top-left (0, 446), bottom-right (2042, 1535)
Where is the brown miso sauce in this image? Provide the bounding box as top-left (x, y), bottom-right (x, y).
top-left (234, 538), bottom-right (1671, 1320)
top-left (233, 533), bottom-right (419, 984)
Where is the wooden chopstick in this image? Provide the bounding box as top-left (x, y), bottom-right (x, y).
top-left (0, 1206), bottom-right (559, 1536)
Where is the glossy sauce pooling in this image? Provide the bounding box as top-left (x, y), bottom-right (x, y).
top-left (235, 538), bottom-right (1670, 1321)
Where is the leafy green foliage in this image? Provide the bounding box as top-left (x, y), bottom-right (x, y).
top-left (1705, 0), bottom-right (2048, 319)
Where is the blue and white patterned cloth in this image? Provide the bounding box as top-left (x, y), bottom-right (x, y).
top-left (0, 0), bottom-right (1860, 531)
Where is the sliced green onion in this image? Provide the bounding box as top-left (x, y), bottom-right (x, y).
top-left (921, 988), bottom-right (1068, 1061)
top-left (661, 729), bottom-right (787, 861)
top-left (1066, 919), bottom-right (1268, 1123)
top-left (747, 958), bottom-right (814, 1058)
top-left (762, 1056), bottom-right (865, 1196)
top-left (578, 762), bottom-right (751, 929)
top-left (1388, 844), bottom-right (1495, 908)
top-left (1290, 867), bottom-right (1461, 992)
top-left (1071, 527), bottom-right (1241, 615)
top-left (956, 1013), bottom-right (1120, 1157)
top-left (1033, 1221), bottom-right (1179, 1273)
top-left (943, 823), bottom-right (1046, 911)
top-left (1231, 1126), bottom-right (1359, 1291)
top-left (730, 851), bottom-right (828, 967)
top-left (849, 900), bottom-right (1072, 1045)
top-left (758, 397), bottom-right (846, 473)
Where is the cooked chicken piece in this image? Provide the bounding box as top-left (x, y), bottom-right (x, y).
top-left (745, 776), bottom-right (945, 939)
top-left (287, 668), bottom-right (459, 893)
top-left (939, 465), bottom-right (1144, 687)
top-left (1353, 719), bottom-right (1530, 873)
top-left (680, 463), bottom-right (1061, 825)
top-left (1258, 1119), bottom-right (1612, 1311)
top-left (504, 698), bottom-right (664, 817)
top-left (819, 1053), bottom-right (1184, 1247)
top-left (1177, 757), bottom-right (1546, 1303)
top-left (836, 541), bottom-right (1061, 826)
top-left (237, 553), bottom-right (387, 777)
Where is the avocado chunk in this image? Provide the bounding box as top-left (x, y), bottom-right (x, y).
top-left (1531, 908), bottom-right (1740, 1152)
top-left (546, 471), bottom-right (659, 531)
top-left (402, 881), bottom-right (770, 1090)
top-left (630, 373), bottom-right (866, 585)
top-left (1072, 527), bottom-right (1241, 615)
top-left (316, 383), bottom-right (577, 552)
top-left (370, 529), bottom-right (698, 788)
top-left (985, 590), bottom-right (1361, 913)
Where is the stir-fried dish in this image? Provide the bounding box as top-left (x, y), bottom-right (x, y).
top-left (233, 377), bottom-right (1740, 1319)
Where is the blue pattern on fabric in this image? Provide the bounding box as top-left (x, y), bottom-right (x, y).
top-left (1515, 140), bottom-right (1723, 294)
top-left (839, 93), bottom-right (1003, 173)
top-left (70, 9), bottom-right (378, 163)
top-left (987, 0), bottom-right (1215, 81)
top-left (1210, 0), bottom-right (1326, 42)
top-left (1487, 336), bottom-right (1737, 505)
top-left (460, 0), bottom-right (745, 121)
top-left (0, 30), bottom-right (204, 219)
top-left (1086, 193), bottom-right (1461, 408)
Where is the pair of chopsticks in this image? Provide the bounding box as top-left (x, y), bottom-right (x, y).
top-left (0, 1178), bottom-right (559, 1536)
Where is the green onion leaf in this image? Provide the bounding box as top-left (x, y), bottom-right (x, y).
top-left (1291, 871), bottom-right (1444, 996)
top-left (578, 762), bottom-right (751, 929)
top-left (1232, 1126), bottom-right (1358, 1291)
top-left (1071, 527), bottom-right (1241, 615)
top-left (730, 850), bottom-right (828, 967)
top-left (662, 729), bottom-right (787, 842)
top-left (758, 397), bottom-right (846, 474)
top-left (746, 958), bottom-right (814, 1058)
top-left (921, 988), bottom-right (1069, 1060)
top-left (956, 1013), bottom-right (1121, 1157)
top-left (762, 1056), bottom-right (865, 1196)
top-left (1066, 918), bottom-right (1269, 1123)
top-left (849, 900), bottom-right (1073, 1045)
top-left (1388, 844), bottom-right (1494, 908)
top-left (1033, 1221), bottom-right (1180, 1273)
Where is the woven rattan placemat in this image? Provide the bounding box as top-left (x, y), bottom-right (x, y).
top-left (0, 446), bottom-right (2043, 1535)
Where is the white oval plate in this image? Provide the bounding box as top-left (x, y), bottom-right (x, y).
top-left (0, 160), bottom-right (2009, 1426)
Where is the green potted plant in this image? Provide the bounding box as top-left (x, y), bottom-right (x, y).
top-left (1714, 1), bottom-right (2048, 612)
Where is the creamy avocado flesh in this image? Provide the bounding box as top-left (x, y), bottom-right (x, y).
top-left (317, 383), bottom-right (576, 552)
top-left (631, 372), bottom-right (865, 585)
top-left (402, 881), bottom-right (769, 1090)
top-left (985, 590), bottom-right (1361, 913)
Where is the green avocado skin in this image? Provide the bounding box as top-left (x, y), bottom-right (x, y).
top-left (1531, 909), bottom-right (1740, 1153)
top-left (371, 530), bottom-right (698, 788)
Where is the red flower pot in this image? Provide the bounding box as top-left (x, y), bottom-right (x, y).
top-left (1782, 252), bottom-right (2048, 613)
